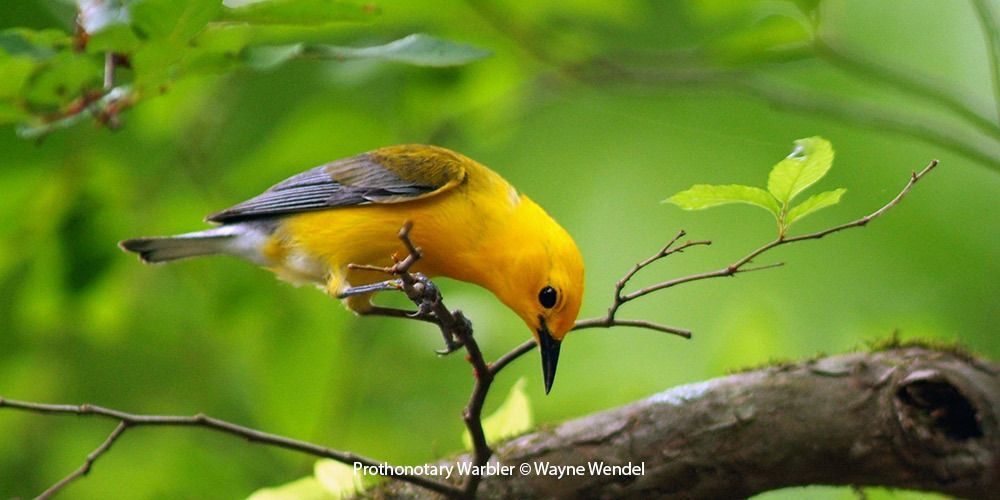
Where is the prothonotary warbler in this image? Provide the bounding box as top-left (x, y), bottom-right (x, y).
top-left (120, 145), bottom-right (584, 393)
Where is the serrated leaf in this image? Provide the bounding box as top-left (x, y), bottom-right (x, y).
top-left (785, 188), bottom-right (846, 226)
top-left (463, 378), bottom-right (533, 449)
top-left (767, 136), bottom-right (834, 206)
top-left (307, 33), bottom-right (492, 67)
top-left (221, 0), bottom-right (379, 25)
top-left (665, 184), bottom-right (780, 218)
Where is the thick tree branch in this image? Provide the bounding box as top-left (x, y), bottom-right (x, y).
top-left (376, 346), bottom-right (1000, 498)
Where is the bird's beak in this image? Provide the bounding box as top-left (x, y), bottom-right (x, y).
top-left (537, 319), bottom-right (561, 395)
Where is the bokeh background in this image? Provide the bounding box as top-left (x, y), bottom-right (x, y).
top-left (1, 0), bottom-right (997, 498)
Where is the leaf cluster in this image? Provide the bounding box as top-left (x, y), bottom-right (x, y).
top-left (0, 0), bottom-right (491, 137)
top-left (667, 136), bottom-right (845, 236)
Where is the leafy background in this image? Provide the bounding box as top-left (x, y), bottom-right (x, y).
top-left (1, 0), bottom-right (997, 498)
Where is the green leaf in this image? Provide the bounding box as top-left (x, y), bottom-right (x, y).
top-left (0, 54), bottom-right (38, 99)
top-left (131, 0), bottom-right (221, 43)
top-left (0, 28), bottom-right (71, 59)
top-left (246, 476), bottom-right (334, 500)
top-left (22, 51), bottom-right (102, 107)
top-left (244, 43), bottom-right (304, 69)
top-left (221, 0), bottom-right (379, 25)
top-left (305, 33), bottom-right (493, 67)
top-left (767, 136), bottom-right (834, 206)
top-left (314, 459), bottom-right (376, 498)
top-left (710, 14), bottom-right (813, 63)
top-left (665, 184), bottom-right (780, 218)
top-left (463, 378), bottom-right (533, 449)
top-left (785, 188), bottom-right (846, 226)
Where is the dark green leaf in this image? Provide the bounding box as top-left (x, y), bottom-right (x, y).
top-left (0, 28), bottom-right (71, 59)
top-left (220, 0), bottom-right (379, 25)
top-left (131, 0), bottom-right (221, 42)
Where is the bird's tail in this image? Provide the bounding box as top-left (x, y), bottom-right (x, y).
top-left (119, 226), bottom-right (246, 263)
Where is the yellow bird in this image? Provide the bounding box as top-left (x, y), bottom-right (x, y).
top-left (120, 145), bottom-right (584, 393)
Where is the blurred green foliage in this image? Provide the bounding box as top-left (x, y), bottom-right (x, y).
top-left (1, 0), bottom-right (997, 498)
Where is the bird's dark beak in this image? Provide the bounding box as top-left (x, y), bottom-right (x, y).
top-left (537, 320), bottom-right (561, 395)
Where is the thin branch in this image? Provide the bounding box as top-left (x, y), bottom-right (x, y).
top-left (0, 398), bottom-right (459, 498)
top-left (571, 317), bottom-right (692, 337)
top-left (37, 421), bottom-right (127, 500)
top-left (16, 86), bottom-right (133, 140)
top-left (490, 340), bottom-right (536, 376)
top-left (972, 0), bottom-right (1000, 123)
top-left (739, 78), bottom-right (1000, 171)
top-left (350, 222), bottom-right (495, 498)
top-left (629, 160), bottom-right (939, 300)
top-left (814, 36), bottom-right (1000, 140)
top-left (103, 52), bottom-right (115, 90)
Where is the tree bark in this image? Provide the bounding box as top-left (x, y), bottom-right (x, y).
top-left (375, 347), bottom-right (999, 498)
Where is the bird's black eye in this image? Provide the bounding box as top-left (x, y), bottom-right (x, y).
top-left (538, 286), bottom-right (557, 309)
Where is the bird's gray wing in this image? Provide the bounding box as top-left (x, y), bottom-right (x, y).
top-left (206, 146), bottom-right (466, 223)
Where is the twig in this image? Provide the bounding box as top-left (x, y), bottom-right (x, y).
top-left (628, 160), bottom-right (939, 299)
top-left (16, 86), bottom-right (133, 140)
top-left (739, 79), bottom-right (999, 171)
top-left (814, 36), bottom-right (1000, 140)
top-left (0, 398), bottom-right (459, 498)
top-left (103, 52), bottom-right (115, 90)
top-left (37, 421), bottom-right (127, 500)
top-left (492, 160), bottom-right (940, 373)
top-left (972, 0), bottom-right (1000, 123)
top-left (354, 222), bottom-right (495, 498)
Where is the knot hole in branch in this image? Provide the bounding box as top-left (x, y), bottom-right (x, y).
top-left (896, 378), bottom-right (983, 441)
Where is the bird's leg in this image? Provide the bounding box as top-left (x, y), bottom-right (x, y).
top-left (337, 279), bottom-right (404, 297)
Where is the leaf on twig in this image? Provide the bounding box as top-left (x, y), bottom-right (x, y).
top-left (666, 136), bottom-right (844, 235)
top-left (767, 136), bottom-right (834, 207)
top-left (665, 184), bottom-right (780, 219)
top-left (786, 188), bottom-right (846, 225)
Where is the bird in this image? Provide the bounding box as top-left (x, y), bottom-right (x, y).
top-left (120, 144), bottom-right (584, 393)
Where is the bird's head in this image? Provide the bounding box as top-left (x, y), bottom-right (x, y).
top-left (488, 197), bottom-right (584, 394)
